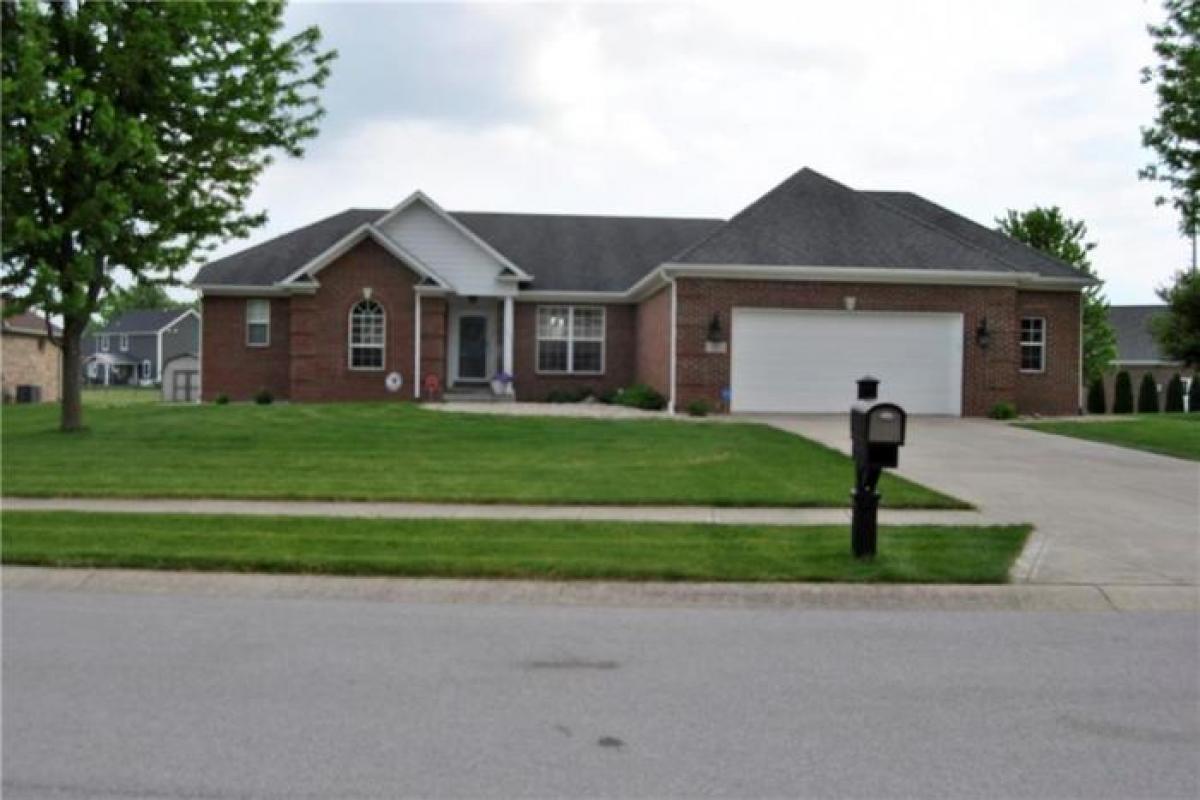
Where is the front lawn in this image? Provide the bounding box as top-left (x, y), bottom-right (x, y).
top-left (1020, 414), bottom-right (1200, 461)
top-left (0, 511), bottom-right (1029, 583)
top-left (1, 402), bottom-right (964, 508)
top-left (82, 386), bottom-right (160, 407)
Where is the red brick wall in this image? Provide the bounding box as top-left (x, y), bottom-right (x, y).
top-left (513, 302), bottom-right (636, 400)
top-left (673, 278), bottom-right (1080, 417)
top-left (1016, 290), bottom-right (1082, 415)
top-left (636, 286), bottom-right (671, 396)
top-left (419, 296), bottom-right (447, 399)
top-left (289, 239), bottom-right (420, 402)
top-left (201, 295), bottom-right (291, 401)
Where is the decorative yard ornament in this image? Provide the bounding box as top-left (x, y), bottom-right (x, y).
top-left (385, 372), bottom-right (403, 392)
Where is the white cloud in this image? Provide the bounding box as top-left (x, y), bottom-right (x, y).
top-left (197, 0), bottom-right (1184, 304)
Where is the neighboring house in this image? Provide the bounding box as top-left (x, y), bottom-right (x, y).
top-left (193, 167), bottom-right (1093, 415)
top-left (83, 308), bottom-right (200, 386)
top-left (1104, 305), bottom-right (1191, 401)
top-left (1, 305), bottom-right (61, 403)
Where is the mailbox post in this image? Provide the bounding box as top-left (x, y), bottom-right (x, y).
top-left (849, 377), bottom-right (907, 559)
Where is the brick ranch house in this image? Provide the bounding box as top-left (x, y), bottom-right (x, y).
top-left (193, 168), bottom-right (1093, 415)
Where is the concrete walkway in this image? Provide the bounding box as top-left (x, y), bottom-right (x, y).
top-left (756, 415), bottom-right (1200, 587)
top-left (5, 566), bottom-right (1197, 612)
top-left (2, 496), bottom-right (991, 526)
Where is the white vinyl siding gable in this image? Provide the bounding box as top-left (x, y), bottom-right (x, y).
top-left (376, 202), bottom-right (509, 295)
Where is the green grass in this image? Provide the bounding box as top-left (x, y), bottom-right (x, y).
top-left (82, 387), bottom-right (160, 407)
top-left (1020, 413), bottom-right (1200, 461)
top-left (0, 511), bottom-right (1030, 583)
top-left (1, 402), bottom-right (964, 508)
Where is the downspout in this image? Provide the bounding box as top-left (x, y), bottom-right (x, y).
top-left (414, 292), bottom-right (422, 399)
top-left (668, 272), bottom-right (677, 415)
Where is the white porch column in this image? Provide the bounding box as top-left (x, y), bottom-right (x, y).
top-left (413, 293), bottom-right (422, 399)
top-left (502, 295), bottom-right (514, 392)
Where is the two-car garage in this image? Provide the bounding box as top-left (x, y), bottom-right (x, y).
top-left (729, 309), bottom-right (964, 415)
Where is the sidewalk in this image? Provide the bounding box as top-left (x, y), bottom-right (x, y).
top-left (4, 566), bottom-right (1196, 612)
top-left (2, 496), bottom-right (996, 526)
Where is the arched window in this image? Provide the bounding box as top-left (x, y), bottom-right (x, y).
top-left (348, 299), bottom-right (385, 370)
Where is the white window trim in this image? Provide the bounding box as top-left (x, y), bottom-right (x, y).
top-left (99, 334), bottom-right (110, 352)
top-left (119, 333), bottom-right (129, 351)
top-left (1020, 316), bottom-right (1046, 374)
top-left (246, 299), bottom-right (270, 347)
top-left (348, 299), bottom-right (386, 372)
top-left (535, 305), bottom-right (606, 376)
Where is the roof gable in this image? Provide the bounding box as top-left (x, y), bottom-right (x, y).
top-left (99, 308), bottom-right (194, 334)
top-left (1110, 305), bottom-right (1175, 363)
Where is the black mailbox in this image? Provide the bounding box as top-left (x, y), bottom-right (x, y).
top-left (848, 378), bottom-right (907, 559)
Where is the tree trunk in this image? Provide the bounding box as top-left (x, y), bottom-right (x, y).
top-left (59, 318), bottom-right (85, 432)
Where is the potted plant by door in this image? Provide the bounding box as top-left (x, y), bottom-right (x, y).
top-left (491, 370), bottom-right (513, 396)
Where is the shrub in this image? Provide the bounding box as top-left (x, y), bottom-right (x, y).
top-left (254, 389), bottom-right (274, 406)
top-left (1164, 373), bottom-right (1185, 413)
top-left (1113, 371), bottom-right (1134, 414)
top-left (615, 382), bottom-right (667, 411)
top-left (1085, 378), bottom-right (1106, 414)
top-left (214, 394), bottom-right (230, 405)
top-left (987, 401), bottom-right (1017, 420)
top-left (686, 399), bottom-right (711, 417)
top-left (1136, 374), bottom-right (1159, 414)
top-left (595, 388), bottom-right (618, 405)
top-left (1190, 375), bottom-right (1200, 413)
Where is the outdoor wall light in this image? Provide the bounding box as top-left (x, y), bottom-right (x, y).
top-left (975, 317), bottom-right (991, 350)
top-left (844, 296), bottom-right (857, 311)
top-left (706, 313), bottom-right (725, 343)
top-left (362, 287), bottom-right (373, 300)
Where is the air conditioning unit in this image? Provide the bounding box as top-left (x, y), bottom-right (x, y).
top-left (15, 385), bottom-right (42, 404)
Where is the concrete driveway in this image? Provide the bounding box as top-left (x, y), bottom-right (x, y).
top-left (756, 415), bottom-right (1199, 586)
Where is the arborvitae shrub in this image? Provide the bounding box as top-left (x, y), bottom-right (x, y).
top-left (1113, 371), bottom-right (1134, 414)
top-left (1137, 374), bottom-right (1160, 414)
top-left (1086, 378), bottom-right (1106, 414)
top-left (1164, 374), bottom-right (1185, 413)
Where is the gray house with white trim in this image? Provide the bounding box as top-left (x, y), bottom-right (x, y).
top-left (84, 308), bottom-right (200, 386)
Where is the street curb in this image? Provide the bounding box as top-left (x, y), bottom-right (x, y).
top-left (5, 566), bottom-right (1196, 613)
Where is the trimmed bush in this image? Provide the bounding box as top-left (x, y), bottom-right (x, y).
top-left (254, 389), bottom-right (274, 406)
top-left (988, 401), bottom-right (1017, 420)
top-left (1165, 373), bottom-right (1185, 413)
top-left (1113, 371), bottom-right (1134, 414)
top-left (1190, 375), bottom-right (1200, 413)
top-left (1137, 374), bottom-right (1159, 414)
top-left (214, 394), bottom-right (230, 405)
top-left (1085, 378), bottom-right (1106, 414)
top-left (546, 388), bottom-right (591, 404)
top-left (686, 399), bottom-right (711, 417)
top-left (614, 383), bottom-right (667, 411)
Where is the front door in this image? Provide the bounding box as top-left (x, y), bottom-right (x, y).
top-left (457, 315), bottom-right (488, 381)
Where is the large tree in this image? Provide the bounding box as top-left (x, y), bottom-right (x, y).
top-left (1140, 0), bottom-right (1200, 272)
top-left (997, 207), bottom-right (1117, 385)
top-left (1153, 269), bottom-right (1200, 365)
top-left (2, 1), bottom-right (334, 430)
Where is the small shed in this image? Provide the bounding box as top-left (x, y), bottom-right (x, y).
top-left (162, 353), bottom-right (200, 402)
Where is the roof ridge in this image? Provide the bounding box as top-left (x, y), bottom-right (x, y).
top-left (450, 210), bottom-right (724, 223)
top-left (865, 190), bottom-right (1086, 277)
top-left (666, 168), bottom-right (821, 263)
top-left (854, 187), bottom-right (1026, 274)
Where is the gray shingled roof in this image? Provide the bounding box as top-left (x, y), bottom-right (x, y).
top-left (193, 168), bottom-right (1091, 292)
top-left (453, 213), bottom-right (723, 292)
top-left (674, 168), bottom-right (1090, 280)
top-left (1109, 305), bottom-right (1174, 363)
top-left (194, 208), bottom-right (723, 292)
top-left (2, 309), bottom-right (59, 337)
top-left (865, 191), bottom-right (1086, 279)
top-left (97, 309), bottom-right (191, 334)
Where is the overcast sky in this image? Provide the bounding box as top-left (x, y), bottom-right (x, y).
top-left (196, 0), bottom-right (1184, 304)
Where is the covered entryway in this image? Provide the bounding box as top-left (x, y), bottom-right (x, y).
top-left (730, 309), bottom-right (964, 414)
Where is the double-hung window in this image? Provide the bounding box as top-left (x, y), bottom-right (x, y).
top-left (99, 334), bottom-right (109, 352)
top-left (348, 299), bottom-right (385, 370)
top-left (119, 333), bottom-right (129, 352)
top-left (246, 299), bottom-right (270, 347)
top-left (1020, 317), bottom-right (1045, 373)
top-left (140, 360), bottom-right (152, 381)
top-left (537, 306), bottom-right (605, 374)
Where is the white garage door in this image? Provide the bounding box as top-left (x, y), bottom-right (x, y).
top-left (731, 309), bottom-right (964, 414)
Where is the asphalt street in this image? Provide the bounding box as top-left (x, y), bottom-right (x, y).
top-left (3, 588), bottom-right (1197, 799)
